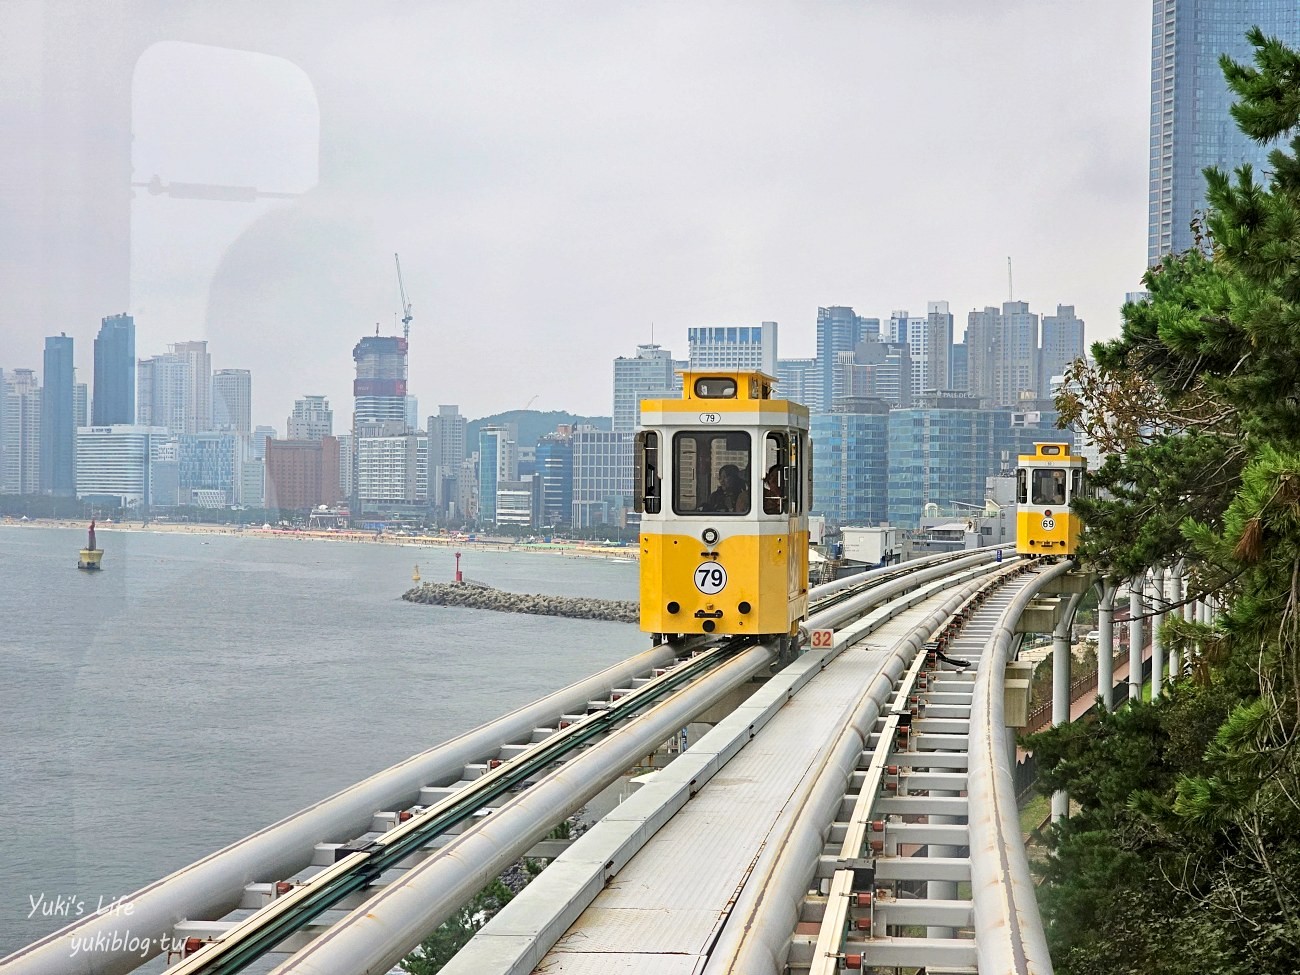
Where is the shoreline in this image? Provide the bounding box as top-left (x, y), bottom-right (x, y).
top-left (0, 518), bottom-right (640, 562)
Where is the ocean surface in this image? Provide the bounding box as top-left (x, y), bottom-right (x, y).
top-left (0, 525), bottom-right (642, 956)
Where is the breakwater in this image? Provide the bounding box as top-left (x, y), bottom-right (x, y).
top-left (402, 582), bottom-right (639, 623)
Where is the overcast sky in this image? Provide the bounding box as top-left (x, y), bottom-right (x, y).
top-left (2, 1), bottom-right (1152, 428)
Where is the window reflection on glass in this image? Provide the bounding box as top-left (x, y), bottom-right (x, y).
top-left (1031, 468), bottom-right (1066, 505)
top-left (674, 431), bottom-right (750, 514)
top-left (763, 432), bottom-right (786, 514)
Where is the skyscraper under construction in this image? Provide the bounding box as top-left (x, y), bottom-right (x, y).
top-left (352, 335), bottom-right (408, 429)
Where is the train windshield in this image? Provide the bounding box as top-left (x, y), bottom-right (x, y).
top-left (1030, 468), bottom-right (1067, 505)
top-left (673, 431), bottom-right (751, 515)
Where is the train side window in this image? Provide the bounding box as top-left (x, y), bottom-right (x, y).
top-left (673, 431), bottom-right (751, 515)
top-left (1031, 469), bottom-right (1066, 505)
top-left (763, 432), bottom-right (788, 515)
top-left (633, 431), bottom-right (661, 514)
top-left (1070, 468), bottom-right (1083, 502)
top-left (804, 433), bottom-right (813, 513)
top-left (1017, 469), bottom-right (1028, 504)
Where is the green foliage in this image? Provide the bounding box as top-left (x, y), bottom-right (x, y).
top-left (1037, 28), bottom-right (1300, 973)
top-left (400, 877), bottom-right (522, 975)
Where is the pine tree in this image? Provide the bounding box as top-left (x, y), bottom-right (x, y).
top-left (1038, 28), bottom-right (1300, 973)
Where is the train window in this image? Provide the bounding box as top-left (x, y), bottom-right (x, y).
top-left (694, 377), bottom-right (737, 399)
top-left (804, 433), bottom-right (813, 512)
top-left (1071, 468), bottom-right (1083, 501)
top-left (673, 431), bottom-right (751, 515)
top-left (633, 431), bottom-right (661, 514)
top-left (763, 432), bottom-right (787, 515)
top-left (1031, 469), bottom-right (1067, 505)
top-left (1016, 469), bottom-right (1028, 504)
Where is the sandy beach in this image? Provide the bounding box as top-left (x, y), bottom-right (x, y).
top-left (0, 517), bottom-right (640, 562)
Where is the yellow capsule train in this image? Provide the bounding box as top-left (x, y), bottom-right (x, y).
top-left (636, 370), bottom-right (810, 643)
top-left (1015, 442), bottom-right (1086, 556)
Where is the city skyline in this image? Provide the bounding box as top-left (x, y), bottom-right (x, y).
top-left (2, 2), bottom-right (1151, 426)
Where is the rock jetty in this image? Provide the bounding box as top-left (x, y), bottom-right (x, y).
top-left (402, 581), bottom-right (639, 623)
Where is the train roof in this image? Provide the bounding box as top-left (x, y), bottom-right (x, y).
top-left (673, 369), bottom-right (780, 402)
top-left (1018, 442), bottom-right (1083, 464)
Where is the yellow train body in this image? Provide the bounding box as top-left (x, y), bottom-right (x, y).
top-left (1015, 442), bottom-right (1086, 557)
top-left (636, 370), bottom-right (811, 638)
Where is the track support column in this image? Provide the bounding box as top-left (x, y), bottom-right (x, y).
top-left (1128, 575), bottom-right (1144, 702)
top-left (1051, 591), bottom-right (1082, 821)
top-left (1151, 566), bottom-right (1166, 698)
top-left (1098, 581), bottom-right (1117, 710)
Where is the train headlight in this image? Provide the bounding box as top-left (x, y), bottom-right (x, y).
top-left (702, 527), bottom-right (719, 545)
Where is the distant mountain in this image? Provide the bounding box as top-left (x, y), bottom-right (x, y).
top-left (466, 410), bottom-right (612, 450)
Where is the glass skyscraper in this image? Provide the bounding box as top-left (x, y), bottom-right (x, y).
top-left (811, 399), bottom-right (890, 528)
top-left (1149, 0), bottom-right (1300, 263)
top-left (93, 313), bottom-right (135, 425)
top-left (40, 334), bottom-right (76, 496)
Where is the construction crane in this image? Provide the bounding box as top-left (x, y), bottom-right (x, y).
top-left (394, 252), bottom-right (414, 342)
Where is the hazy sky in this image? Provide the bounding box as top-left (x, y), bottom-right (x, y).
top-left (3, 1), bottom-right (1152, 428)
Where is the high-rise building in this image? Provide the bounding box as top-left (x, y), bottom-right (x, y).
top-left (352, 335), bottom-right (409, 428)
top-left (612, 344), bottom-right (678, 434)
top-left (250, 425), bottom-right (276, 461)
top-left (950, 342), bottom-right (969, 394)
top-left (688, 322), bottom-right (778, 375)
top-left (212, 369), bottom-right (252, 434)
top-left (535, 431), bottom-right (574, 529)
top-left (495, 480), bottom-right (533, 527)
top-left (178, 432), bottom-right (242, 504)
top-left (838, 339), bottom-right (912, 408)
top-left (1, 369), bottom-right (41, 495)
top-left (1149, 1), bottom-right (1300, 263)
top-left (810, 398), bottom-right (890, 528)
top-left (73, 379), bottom-right (88, 429)
top-left (965, 301), bottom-right (1040, 408)
top-left (1039, 304), bottom-right (1086, 397)
top-left (355, 433), bottom-right (427, 512)
top-left (0, 369), bottom-right (5, 488)
top-left (816, 307), bottom-right (870, 412)
top-left (40, 334), bottom-right (76, 496)
top-left (264, 437), bottom-right (342, 512)
top-left (428, 405), bottom-right (467, 512)
top-left (240, 461), bottom-right (265, 508)
top-left (137, 340), bottom-right (212, 433)
top-left (75, 425), bottom-right (168, 507)
top-left (886, 394), bottom-right (991, 528)
top-left (287, 395), bottom-right (333, 441)
top-left (775, 358), bottom-right (819, 409)
top-left (477, 425), bottom-right (518, 524)
top-left (887, 309), bottom-right (926, 397)
top-left (925, 301), bottom-right (954, 393)
top-left (571, 428), bottom-right (632, 528)
top-left (93, 313), bottom-right (135, 425)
